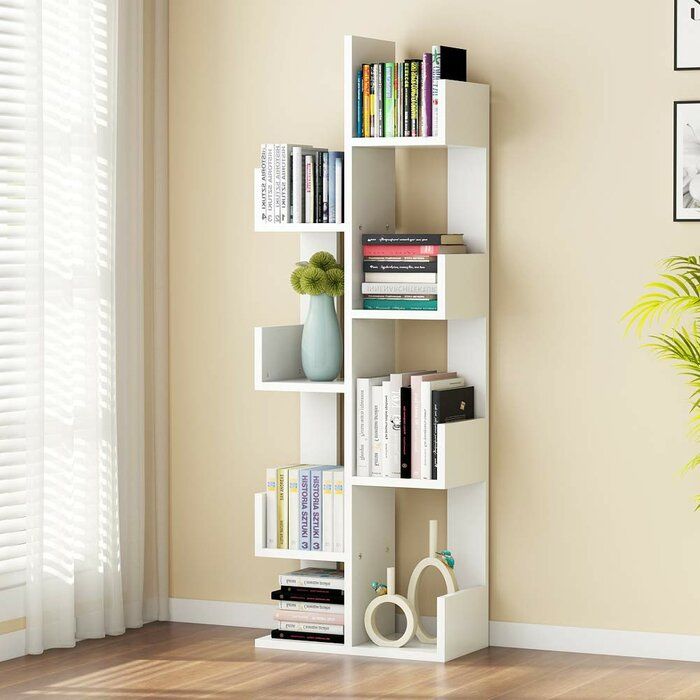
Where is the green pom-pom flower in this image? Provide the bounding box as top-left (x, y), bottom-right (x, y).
top-left (290, 266), bottom-right (304, 294)
top-left (323, 267), bottom-right (344, 297)
top-left (299, 266), bottom-right (327, 295)
top-left (309, 251), bottom-right (338, 271)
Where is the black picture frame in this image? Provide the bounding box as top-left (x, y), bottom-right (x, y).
top-left (674, 101), bottom-right (700, 221)
top-left (675, 0), bottom-right (700, 70)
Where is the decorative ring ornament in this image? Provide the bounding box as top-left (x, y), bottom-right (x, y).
top-left (364, 567), bottom-right (418, 648)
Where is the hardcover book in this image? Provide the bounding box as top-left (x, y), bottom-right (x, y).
top-left (431, 385), bottom-right (475, 479)
top-left (381, 380), bottom-right (391, 475)
top-left (400, 386), bottom-right (412, 478)
top-left (371, 385), bottom-right (383, 476)
top-left (272, 587), bottom-right (345, 605)
top-left (421, 52), bottom-right (432, 137)
top-left (356, 376), bottom-right (388, 476)
top-left (304, 155), bottom-right (314, 224)
top-left (363, 298), bottom-right (438, 311)
top-left (288, 467), bottom-right (300, 550)
top-left (363, 244), bottom-right (466, 256)
top-left (299, 468), bottom-right (311, 550)
top-left (384, 61), bottom-right (395, 137)
top-left (356, 68), bottom-right (362, 137)
top-left (409, 60), bottom-right (420, 136)
top-left (364, 272), bottom-right (437, 283)
top-left (275, 610), bottom-right (344, 625)
top-left (273, 143), bottom-right (282, 223)
top-left (362, 64), bottom-right (370, 137)
top-left (310, 468), bottom-right (323, 550)
top-left (279, 567), bottom-right (345, 590)
top-left (322, 469), bottom-right (334, 552)
top-left (276, 466), bottom-right (290, 548)
top-left (363, 258), bottom-right (438, 273)
top-left (362, 282), bottom-right (439, 295)
top-left (265, 144), bottom-right (274, 223)
top-left (361, 233), bottom-right (464, 245)
top-left (259, 144), bottom-right (268, 221)
top-left (271, 628), bottom-right (344, 644)
top-left (265, 468), bottom-right (277, 548)
top-left (332, 468), bottom-right (344, 553)
top-left (277, 600), bottom-right (344, 615)
top-left (402, 60), bottom-right (410, 136)
top-left (277, 621), bottom-right (344, 636)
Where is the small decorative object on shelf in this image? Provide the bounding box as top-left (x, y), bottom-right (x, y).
top-left (407, 520), bottom-right (458, 644)
top-left (364, 566), bottom-right (417, 648)
top-left (290, 251), bottom-right (343, 381)
top-left (370, 580), bottom-right (387, 596)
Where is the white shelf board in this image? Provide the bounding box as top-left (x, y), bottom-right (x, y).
top-left (255, 223), bottom-right (345, 234)
top-left (351, 136), bottom-right (450, 149)
top-left (255, 547), bottom-right (346, 562)
top-left (351, 309), bottom-right (444, 320)
top-left (256, 378), bottom-right (345, 393)
top-left (255, 634), bottom-right (350, 655)
top-left (351, 476), bottom-right (446, 490)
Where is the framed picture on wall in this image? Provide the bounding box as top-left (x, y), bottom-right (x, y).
top-left (675, 0), bottom-right (700, 70)
top-left (674, 101), bottom-right (700, 221)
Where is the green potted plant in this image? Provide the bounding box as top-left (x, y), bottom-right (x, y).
top-left (291, 251), bottom-right (344, 381)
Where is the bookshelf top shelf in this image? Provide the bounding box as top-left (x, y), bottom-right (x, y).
top-left (255, 223), bottom-right (346, 234)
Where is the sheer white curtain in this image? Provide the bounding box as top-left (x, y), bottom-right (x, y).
top-left (0, 0), bottom-right (169, 655)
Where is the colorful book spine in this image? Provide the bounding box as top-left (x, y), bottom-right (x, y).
top-left (432, 45), bottom-right (440, 136)
top-left (266, 467), bottom-right (277, 547)
top-left (322, 469), bottom-right (334, 552)
top-left (333, 468), bottom-right (344, 552)
top-left (310, 468), bottom-right (323, 550)
top-left (356, 68), bottom-right (362, 137)
top-left (400, 386), bottom-right (411, 478)
top-left (288, 467), bottom-right (300, 549)
top-left (421, 52), bottom-right (432, 137)
top-left (362, 64), bottom-right (370, 137)
top-left (384, 62), bottom-right (394, 137)
top-left (276, 466), bottom-right (289, 547)
top-left (299, 468), bottom-right (311, 550)
top-left (369, 64), bottom-right (376, 137)
top-left (376, 63), bottom-right (383, 137)
top-left (402, 60), bottom-right (410, 136)
top-left (393, 62), bottom-right (399, 137)
top-left (409, 60), bottom-right (420, 136)
top-left (364, 298), bottom-right (438, 311)
top-left (397, 62), bottom-right (403, 137)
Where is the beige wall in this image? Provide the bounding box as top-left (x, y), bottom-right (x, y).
top-left (169, 0), bottom-right (700, 633)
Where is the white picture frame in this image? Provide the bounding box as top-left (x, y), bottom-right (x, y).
top-left (675, 0), bottom-right (700, 70)
top-left (674, 101), bottom-right (700, 221)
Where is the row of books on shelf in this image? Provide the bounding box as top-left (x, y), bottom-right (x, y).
top-left (271, 567), bottom-right (344, 644)
top-left (362, 232), bottom-right (467, 311)
top-left (265, 466), bottom-right (343, 553)
top-left (257, 144), bottom-right (344, 225)
top-left (357, 370), bottom-right (474, 480)
top-left (355, 45), bottom-right (467, 138)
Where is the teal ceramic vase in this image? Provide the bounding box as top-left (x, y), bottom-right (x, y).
top-left (301, 294), bottom-right (342, 381)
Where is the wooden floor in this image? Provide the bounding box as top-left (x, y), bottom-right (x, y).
top-left (2, 623), bottom-right (700, 699)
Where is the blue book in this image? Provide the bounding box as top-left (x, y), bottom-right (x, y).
top-left (328, 152), bottom-right (342, 224)
top-left (356, 69), bottom-right (362, 137)
top-left (363, 298), bottom-right (438, 311)
top-left (299, 468), bottom-right (312, 550)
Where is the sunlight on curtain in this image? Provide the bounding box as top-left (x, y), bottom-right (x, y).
top-left (0, 0), bottom-right (124, 652)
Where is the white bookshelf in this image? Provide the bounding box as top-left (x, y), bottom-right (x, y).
top-left (252, 35), bottom-right (490, 663)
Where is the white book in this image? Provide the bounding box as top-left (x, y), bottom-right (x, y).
top-left (288, 467), bottom-right (300, 550)
top-left (335, 158), bottom-right (343, 223)
top-left (279, 144), bottom-right (289, 223)
top-left (277, 621), bottom-right (344, 636)
top-left (280, 567), bottom-right (345, 590)
top-left (322, 469), bottom-right (334, 552)
top-left (356, 376), bottom-right (387, 476)
top-left (273, 144), bottom-right (282, 224)
top-left (432, 46), bottom-right (440, 137)
top-left (277, 600), bottom-right (344, 614)
top-left (420, 377), bottom-right (465, 479)
top-left (362, 282), bottom-right (438, 295)
top-left (332, 468), bottom-right (344, 552)
top-left (371, 385), bottom-right (383, 477)
top-left (265, 144), bottom-right (274, 224)
top-left (365, 272), bottom-right (437, 283)
top-left (292, 146), bottom-right (313, 224)
top-left (265, 467), bottom-right (277, 548)
top-left (381, 380), bottom-right (391, 476)
top-left (259, 144), bottom-right (268, 221)
top-left (304, 155), bottom-right (314, 224)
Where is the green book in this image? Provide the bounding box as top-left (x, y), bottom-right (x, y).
top-left (384, 62), bottom-right (395, 137)
top-left (363, 298), bottom-right (437, 311)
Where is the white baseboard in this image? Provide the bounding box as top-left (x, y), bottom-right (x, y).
top-left (0, 629), bottom-right (25, 663)
top-left (490, 621), bottom-right (700, 663)
top-left (169, 598), bottom-right (275, 629)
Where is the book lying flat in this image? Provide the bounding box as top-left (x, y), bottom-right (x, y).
top-left (364, 298), bottom-right (438, 311)
top-left (280, 567), bottom-right (344, 590)
top-left (364, 258), bottom-right (437, 273)
top-left (362, 282), bottom-right (438, 295)
top-left (271, 628), bottom-right (344, 644)
top-left (277, 600), bottom-right (344, 615)
top-left (363, 244), bottom-right (466, 256)
top-left (274, 610), bottom-right (344, 625)
top-left (365, 272), bottom-right (437, 283)
top-left (278, 621), bottom-right (344, 636)
top-left (272, 587), bottom-right (345, 605)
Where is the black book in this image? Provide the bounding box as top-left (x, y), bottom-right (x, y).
top-left (272, 587), bottom-right (345, 605)
top-left (271, 629), bottom-right (344, 645)
top-left (436, 45), bottom-right (467, 82)
top-left (400, 386), bottom-right (411, 478)
top-left (363, 258), bottom-right (437, 273)
top-left (431, 386), bottom-right (474, 479)
top-left (362, 233), bottom-right (464, 245)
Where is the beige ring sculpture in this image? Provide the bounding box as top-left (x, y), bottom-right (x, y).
top-left (364, 566), bottom-right (418, 648)
top-left (406, 520), bottom-right (458, 644)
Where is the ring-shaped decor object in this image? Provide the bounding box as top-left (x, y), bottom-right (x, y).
top-left (364, 593), bottom-right (418, 648)
top-left (407, 556), bottom-right (458, 644)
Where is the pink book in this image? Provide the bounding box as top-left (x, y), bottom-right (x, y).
top-left (274, 610), bottom-right (344, 625)
top-left (363, 244), bottom-right (466, 256)
top-left (410, 372), bottom-right (456, 478)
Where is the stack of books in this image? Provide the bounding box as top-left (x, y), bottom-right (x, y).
top-left (265, 466), bottom-right (344, 553)
top-left (271, 567), bottom-right (344, 644)
top-left (257, 144), bottom-right (344, 225)
top-left (356, 371), bottom-right (474, 480)
top-left (355, 45), bottom-right (467, 138)
top-left (361, 233), bottom-right (467, 311)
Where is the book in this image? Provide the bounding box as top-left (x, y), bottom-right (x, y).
top-left (277, 600), bottom-right (344, 615)
top-left (328, 152), bottom-right (340, 223)
top-left (365, 272), bottom-right (437, 283)
top-left (410, 373), bottom-right (454, 478)
top-left (381, 380), bottom-right (391, 475)
top-left (335, 157), bottom-right (343, 223)
top-left (333, 468), bottom-right (344, 552)
top-left (265, 144), bottom-right (274, 223)
top-left (356, 68), bottom-right (362, 137)
top-left (322, 469), bottom-right (334, 552)
top-left (304, 155), bottom-right (314, 224)
top-left (420, 377), bottom-right (466, 479)
top-left (431, 386), bottom-right (475, 479)
top-left (280, 567), bottom-right (345, 590)
top-left (363, 298), bottom-right (438, 311)
top-left (376, 63), bottom-right (383, 137)
top-left (409, 60), bottom-right (420, 136)
top-left (364, 295), bottom-right (437, 301)
top-left (277, 466), bottom-right (290, 547)
top-left (363, 244), bottom-right (466, 256)
top-left (288, 467), bottom-right (300, 549)
top-left (272, 587), bottom-right (344, 605)
top-left (363, 258), bottom-right (437, 273)
top-left (432, 46), bottom-right (440, 136)
top-left (274, 610), bottom-right (344, 625)
top-left (371, 385), bottom-right (383, 476)
top-left (292, 146), bottom-right (313, 224)
top-left (279, 144), bottom-right (289, 223)
top-left (265, 468), bottom-right (277, 548)
top-left (273, 143), bottom-right (282, 223)
top-left (321, 151), bottom-right (329, 223)
top-left (299, 467), bottom-right (311, 550)
top-left (421, 52), bottom-right (432, 136)
top-left (384, 62), bottom-right (394, 137)
top-left (435, 45), bottom-right (467, 81)
top-left (362, 233), bottom-right (464, 245)
top-left (402, 60), bottom-right (410, 136)
top-left (314, 149), bottom-right (327, 223)
top-left (397, 62), bottom-right (403, 137)
top-left (310, 468), bottom-right (323, 550)
top-left (356, 376), bottom-right (388, 476)
top-left (362, 282), bottom-right (438, 295)
top-left (259, 145), bottom-right (268, 221)
top-left (362, 64), bottom-right (370, 137)
top-left (369, 63), bottom-right (376, 137)
top-left (271, 628), bottom-right (343, 644)
top-left (393, 62), bottom-right (399, 136)
top-left (400, 386), bottom-right (411, 478)
top-left (277, 621), bottom-right (344, 636)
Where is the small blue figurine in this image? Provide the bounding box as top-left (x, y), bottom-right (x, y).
top-left (370, 580), bottom-right (387, 596)
top-left (435, 550), bottom-right (455, 569)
